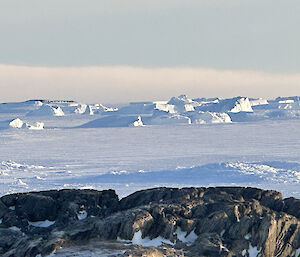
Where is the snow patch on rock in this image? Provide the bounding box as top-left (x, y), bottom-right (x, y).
top-left (132, 230), bottom-right (173, 247)
top-left (175, 227), bottom-right (198, 244)
top-left (28, 220), bottom-right (55, 228)
top-left (77, 210), bottom-right (88, 220)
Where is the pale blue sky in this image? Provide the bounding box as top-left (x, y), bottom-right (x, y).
top-left (1, 0), bottom-right (299, 72)
top-left (0, 0), bottom-right (300, 103)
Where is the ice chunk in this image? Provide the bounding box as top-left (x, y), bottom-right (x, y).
top-left (131, 116), bottom-right (144, 127)
top-left (190, 111), bottom-right (232, 124)
top-left (9, 118), bottom-right (25, 128)
top-left (27, 122), bottom-right (44, 130)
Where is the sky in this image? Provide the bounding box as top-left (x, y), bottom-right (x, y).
top-left (0, 0), bottom-right (299, 103)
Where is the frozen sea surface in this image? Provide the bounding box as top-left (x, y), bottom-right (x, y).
top-left (0, 119), bottom-right (300, 198)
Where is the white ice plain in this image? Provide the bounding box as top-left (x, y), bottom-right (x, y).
top-left (0, 96), bottom-right (299, 199)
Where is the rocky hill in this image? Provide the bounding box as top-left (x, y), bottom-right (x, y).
top-left (0, 187), bottom-right (299, 256)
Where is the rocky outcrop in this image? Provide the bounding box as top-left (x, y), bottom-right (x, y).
top-left (0, 187), bottom-right (299, 257)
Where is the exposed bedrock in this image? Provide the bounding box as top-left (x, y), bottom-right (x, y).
top-left (0, 187), bottom-right (299, 257)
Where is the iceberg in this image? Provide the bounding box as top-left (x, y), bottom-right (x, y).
top-left (26, 104), bottom-right (64, 117)
top-left (189, 111), bottom-right (232, 124)
top-left (79, 115), bottom-right (144, 128)
top-left (196, 97), bottom-right (253, 113)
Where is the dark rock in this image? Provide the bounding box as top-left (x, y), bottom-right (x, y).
top-left (0, 187), bottom-right (299, 257)
top-left (15, 193), bottom-right (57, 222)
top-left (0, 228), bottom-right (23, 254)
top-left (284, 197), bottom-right (300, 218)
top-left (0, 200), bottom-right (9, 219)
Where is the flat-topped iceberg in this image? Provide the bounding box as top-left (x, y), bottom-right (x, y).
top-left (0, 100), bottom-right (43, 114)
top-left (79, 115), bottom-right (144, 128)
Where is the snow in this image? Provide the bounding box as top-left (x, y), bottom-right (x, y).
top-left (17, 179), bottom-right (27, 186)
top-left (244, 234), bottom-right (251, 240)
top-left (9, 226), bottom-right (21, 232)
top-left (77, 210), bottom-right (88, 220)
top-left (175, 228), bottom-right (198, 244)
top-left (132, 230), bottom-right (173, 247)
top-left (248, 245), bottom-right (261, 257)
top-left (28, 220), bottom-right (55, 227)
top-left (242, 244), bottom-right (261, 257)
top-left (0, 98), bottom-right (300, 199)
top-left (0, 119), bottom-right (299, 198)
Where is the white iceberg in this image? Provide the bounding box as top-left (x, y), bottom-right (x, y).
top-left (9, 118), bottom-right (25, 128)
top-left (79, 115), bottom-right (144, 128)
top-left (8, 118), bottom-right (44, 130)
top-left (27, 122), bottom-right (44, 130)
top-left (249, 98), bottom-right (269, 106)
top-left (167, 95), bottom-right (197, 113)
top-left (190, 111), bottom-right (232, 124)
top-left (26, 104), bottom-right (64, 117)
top-left (147, 111), bottom-right (191, 125)
top-left (130, 116), bottom-right (144, 127)
top-left (197, 97), bottom-right (253, 113)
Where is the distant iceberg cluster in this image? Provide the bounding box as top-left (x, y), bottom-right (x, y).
top-left (1, 95), bottom-right (300, 128)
